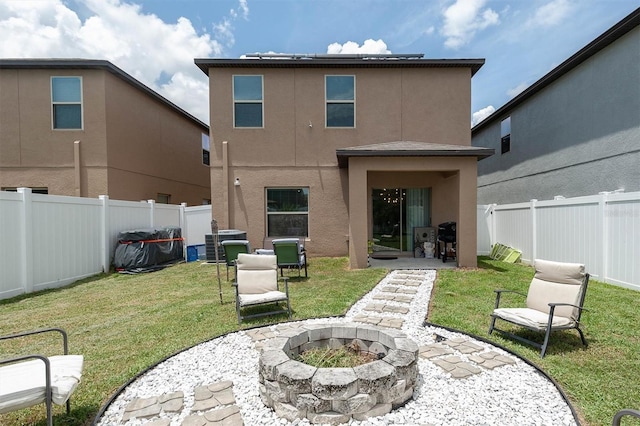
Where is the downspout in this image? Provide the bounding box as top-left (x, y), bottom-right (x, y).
top-left (74, 140), bottom-right (82, 196)
top-left (222, 140), bottom-right (230, 228)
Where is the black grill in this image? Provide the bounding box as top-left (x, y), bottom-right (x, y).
top-left (437, 222), bottom-right (456, 242)
top-left (437, 221), bottom-right (456, 263)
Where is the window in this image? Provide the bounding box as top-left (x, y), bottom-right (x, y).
top-left (157, 193), bottom-right (171, 204)
top-left (51, 77), bottom-right (82, 129)
top-left (202, 133), bottom-right (210, 166)
top-left (233, 75), bottom-right (263, 127)
top-left (266, 188), bottom-right (309, 237)
top-left (326, 75), bottom-right (355, 127)
top-left (501, 117), bottom-right (511, 154)
top-left (2, 187), bottom-right (48, 194)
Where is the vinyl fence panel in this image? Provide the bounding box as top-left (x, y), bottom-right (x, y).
top-left (0, 189), bottom-right (208, 300)
top-left (0, 191), bottom-right (25, 299)
top-left (483, 191), bottom-right (640, 291)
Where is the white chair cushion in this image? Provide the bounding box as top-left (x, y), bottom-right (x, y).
top-left (236, 254), bottom-right (278, 294)
top-left (238, 291), bottom-right (288, 307)
top-left (493, 308), bottom-right (575, 331)
top-left (0, 354), bottom-right (84, 413)
top-left (527, 259), bottom-right (585, 319)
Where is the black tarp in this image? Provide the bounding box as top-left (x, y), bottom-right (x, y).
top-left (113, 227), bottom-right (183, 273)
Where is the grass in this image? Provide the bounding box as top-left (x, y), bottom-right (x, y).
top-left (1, 256), bottom-right (638, 425)
top-left (430, 257), bottom-right (640, 426)
top-left (296, 345), bottom-right (378, 368)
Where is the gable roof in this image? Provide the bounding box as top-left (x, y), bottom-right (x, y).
top-left (471, 7), bottom-right (640, 134)
top-left (336, 141), bottom-right (494, 168)
top-left (195, 55), bottom-right (485, 76)
top-left (0, 58), bottom-right (209, 131)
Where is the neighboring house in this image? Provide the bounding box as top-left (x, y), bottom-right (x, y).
top-left (0, 59), bottom-right (211, 205)
top-left (195, 54), bottom-right (493, 268)
top-left (472, 8), bottom-right (640, 205)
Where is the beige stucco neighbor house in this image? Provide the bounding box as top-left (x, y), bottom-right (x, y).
top-left (195, 54), bottom-right (493, 268)
top-left (0, 59), bottom-right (211, 205)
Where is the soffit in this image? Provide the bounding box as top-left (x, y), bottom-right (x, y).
top-left (336, 141), bottom-right (495, 168)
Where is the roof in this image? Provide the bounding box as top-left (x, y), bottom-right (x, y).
top-left (195, 55), bottom-right (485, 77)
top-left (0, 59), bottom-right (209, 131)
top-left (471, 7), bottom-right (640, 134)
top-left (336, 141), bottom-right (495, 168)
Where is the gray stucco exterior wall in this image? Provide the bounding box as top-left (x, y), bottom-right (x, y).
top-left (473, 26), bottom-right (640, 205)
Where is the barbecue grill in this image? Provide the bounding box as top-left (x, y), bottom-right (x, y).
top-left (437, 221), bottom-right (456, 263)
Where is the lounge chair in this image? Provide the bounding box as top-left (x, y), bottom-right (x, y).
top-left (221, 239), bottom-right (251, 280)
top-left (0, 328), bottom-right (84, 426)
top-left (489, 259), bottom-right (590, 358)
top-left (272, 238), bottom-right (307, 277)
top-left (234, 253), bottom-right (292, 324)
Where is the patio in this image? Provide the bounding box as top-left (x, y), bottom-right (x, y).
top-left (95, 268), bottom-right (577, 426)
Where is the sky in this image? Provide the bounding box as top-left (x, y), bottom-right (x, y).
top-left (1, 0), bottom-right (637, 126)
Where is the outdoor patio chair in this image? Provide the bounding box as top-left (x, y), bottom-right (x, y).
top-left (234, 253), bottom-right (292, 324)
top-left (0, 328), bottom-right (84, 426)
top-left (272, 238), bottom-right (307, 277)
top-left (221, 239), bottom-right (251, 280)
top-left (488, 259), bottom-right (590, 358)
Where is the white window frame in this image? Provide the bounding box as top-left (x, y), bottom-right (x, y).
top-left (500, 116), bottom-right (511, 154)
top-left (233, 75), bottom-right (264, 128)
top-left (265, 187), bottom-right (309, 238)
top-left (51, 76), bottom-right (83, 130)
top-left (202, 133), bottom-right (210, 166)
top-left (325, 75), bottom-right (355, 128)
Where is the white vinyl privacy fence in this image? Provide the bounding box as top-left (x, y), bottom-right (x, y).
top-left (0, 189), bottom-right (213, 300)
top-left (477, 191), bottom-right (640, 291)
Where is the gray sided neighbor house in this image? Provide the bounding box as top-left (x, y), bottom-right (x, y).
top-left (472, 8), bottom-right (640, 205)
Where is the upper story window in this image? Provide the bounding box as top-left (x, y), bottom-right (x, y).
top-left (325, 75), bottom-right (355, 128)
top-left (51, 77), bottom-right (82, 130)
top-left (202, 133), bottom-right (210, 166)
top-left (233, 75), bottom-right (263, 128)
top-left (500, 116), bottom-right (511, 154)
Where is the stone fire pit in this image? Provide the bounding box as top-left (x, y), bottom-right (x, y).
top-left (258, 324), bottom-right (419, 425)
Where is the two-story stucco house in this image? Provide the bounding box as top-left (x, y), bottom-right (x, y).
top-left (472, 8), bottom-right (640, 205)
top-left (195, 54), bottom-right (493, 268)
top-left (0, 59), bottom-right (211, 205)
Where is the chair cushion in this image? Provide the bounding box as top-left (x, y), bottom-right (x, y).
top-left (493, 308), bottom-right (575, 331)
top-left (238, 291), bottom-right (288, 307)
top-left (527, 259), bottom-right (585, 319)
top-left (236, 254), bottom-right (278, 294)
top-left (0, 354), bottom-right (84, 413)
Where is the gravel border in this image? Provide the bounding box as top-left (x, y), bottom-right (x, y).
top-left (95, 270), bottom-right (578, 426)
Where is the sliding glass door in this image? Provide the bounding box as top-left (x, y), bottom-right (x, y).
top-left (372, 188), bottom-right (431, 253)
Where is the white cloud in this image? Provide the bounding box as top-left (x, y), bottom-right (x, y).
top-left (472, 105), bottom-right (495, 126)
top-left (507, 82), bottom-right (529, 98)
top-left (526, 0), bottom-right (572, 28)
top-left (0, 0), bottom-right (249, 123)
top-left (441, 0), bottom-right (499, 49)
top-left (327, 39), bottom-right (391, 55)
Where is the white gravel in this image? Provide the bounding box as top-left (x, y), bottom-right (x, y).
top-left (96, 270), bottom-right (577, 426)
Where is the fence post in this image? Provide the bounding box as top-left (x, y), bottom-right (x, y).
top-left (99, 195), bottom-right (110, 273)
top-left (530, 199), bottom-right (538, 262)
top-left (147, 199), bottom-right (156, 227)
top-left (599, 192), bottom-right (609, 284)
top-left (17, 188), bottom-right (34, 294)
top-left (180, 203), bottom-right (187, 261)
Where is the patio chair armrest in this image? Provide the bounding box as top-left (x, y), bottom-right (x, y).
top-left (613, 409), bottom-right (640, 426)
top-left (548, 302), bottom-right (588, 312)
top-left (493, 289), bottom-right (526, 309)
top-left (279, 277), bottom-right (290, 293)
top-left (0, 328), bottom-right (69, 355)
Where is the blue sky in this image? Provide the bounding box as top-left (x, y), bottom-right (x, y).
top-left (1, 0), bottom-right (637, 125)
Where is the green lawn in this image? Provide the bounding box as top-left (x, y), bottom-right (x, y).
top-left (1, 257), bottom-right (638, 425)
